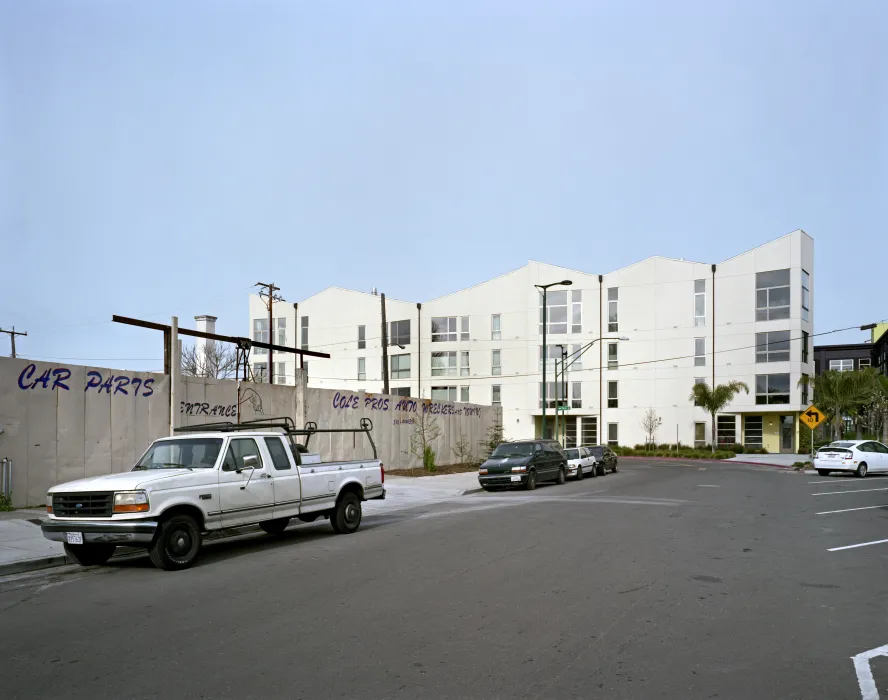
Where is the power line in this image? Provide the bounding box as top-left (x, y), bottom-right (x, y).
top-left (0, 326), bottom-right (27, 358)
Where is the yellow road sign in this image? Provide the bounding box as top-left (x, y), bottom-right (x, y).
top-left (799, 405), bottom-right (826, 429)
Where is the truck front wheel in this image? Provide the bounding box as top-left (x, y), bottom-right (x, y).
top-left (64, 543), bottom-right (116, 566)
top-left (148, 514), bottom-right (201, 571)
top-left (331, 492), bottom-right (362, 534)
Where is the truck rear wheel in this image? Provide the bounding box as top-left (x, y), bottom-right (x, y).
top-left (64, 543), bottom-right (116, 566)
top-left (148, 514), bottom-right (201, 571)
top-left (259, 518), bottom-right (290, 535)
top-left (331, 492), bottom-right (362, 534)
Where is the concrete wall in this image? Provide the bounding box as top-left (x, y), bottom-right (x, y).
top-left (0, 358), bottom-right (170, 507)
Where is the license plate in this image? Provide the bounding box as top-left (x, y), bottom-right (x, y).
top-left (66, 532), bottom-right (83, 545)
top-left (510, 475), bottom-right (521, 482)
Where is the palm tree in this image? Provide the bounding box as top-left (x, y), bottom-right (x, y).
top-left (799, 370), bottom-right (881, 441)
top-left (689, 381), bottom-right (750, 452)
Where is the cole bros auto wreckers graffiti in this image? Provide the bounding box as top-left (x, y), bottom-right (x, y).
top-left (18, 364), bottom-right (156, 396)
top-left (331, 392), bottom-right (482, 418)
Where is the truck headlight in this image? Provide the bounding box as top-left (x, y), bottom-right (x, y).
top-left (113, 490), bottom-right (150, 513)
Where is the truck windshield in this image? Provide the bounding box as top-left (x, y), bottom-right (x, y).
top-left (491, 443), bottom-right (535, 458)
top-left (134, 438), bottom-right (224, 470)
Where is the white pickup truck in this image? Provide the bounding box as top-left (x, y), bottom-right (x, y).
top-left (41, 418), bottom-right (385, 570)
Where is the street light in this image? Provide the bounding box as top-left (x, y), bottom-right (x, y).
top-left (536, 280), bottom-right (572, 439)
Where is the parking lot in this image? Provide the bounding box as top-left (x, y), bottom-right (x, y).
top-left (2, 459), bottom-right (888, 699)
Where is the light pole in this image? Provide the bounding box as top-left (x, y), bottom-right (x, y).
top-left (554, 344), bottom-right (568, 445)
top-left (536, 280), bottom-right (572, 439)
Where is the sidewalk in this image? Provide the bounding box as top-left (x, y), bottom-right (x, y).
top-left (724, 453), bottom-right (810, 468)
top-left (0, 472), bottom-right (483, 577)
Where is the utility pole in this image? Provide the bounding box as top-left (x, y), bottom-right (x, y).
top-left (380, 293), bottom-right (390, 394)
top-left (0, 326), bottom-right (27, 358)
top-left (255, 282), bottom-right (282, 384)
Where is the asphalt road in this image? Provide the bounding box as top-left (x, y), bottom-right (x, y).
top-left (3, 460), bottom-right (888, 700)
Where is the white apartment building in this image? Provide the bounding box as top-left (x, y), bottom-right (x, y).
top-left (248, 230), bottom-right (814, 453)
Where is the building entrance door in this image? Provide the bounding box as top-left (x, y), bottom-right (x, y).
top-left (780, 415), bottom-right (795, 453)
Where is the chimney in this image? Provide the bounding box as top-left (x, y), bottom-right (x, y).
top-left (371, 287), bottom-right (378, 296)
top-left (194, 315), bottom-right (217, 358)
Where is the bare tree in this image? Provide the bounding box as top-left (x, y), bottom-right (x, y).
top-left (452, 432), bottom-right (477, 466)
top-left (181, 342), bottom-right (238, 379)
top-left (409, 402), bottom-right (442, 471)
top-left (641, 407), bottom-right (662, 448)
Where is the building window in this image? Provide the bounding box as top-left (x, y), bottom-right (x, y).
top-left (694, 279), bottom-right (706, 326)
top-left (607, 423), bottom-right (619, 446)
top-left (755, 374), bottom-right (790, 404)
top-left (491, 350), bottom-right (502, 376)
top-left (492, 385), bottom-right (502, 405)
top-left (431, 386), bottom-right (457, 401)
top-left (253, 319), bottom-right (268, 355)
top-left (569, 344), bottom-right (583, 371)
top-left (744, 416), bottom-right (763, 447)
top-left (801, 374), bottom-right (809, 405)
top-left (431, 317), bottom-right (457, 342)
top-left (608, 342), bottom-right (618, 370)
top-left (539, 382), bottom-right (566, 409)
top-left (802, 330), bottom-right (809, 363)
top-left (539, 345), bottom-right (565, 369)
top-left (357, 357), bottom-right (366, 381)
top-left (694, 422), bottom-right (706, 449)
top-left (607, 381), bottom-right (618, 408)
top-left (571, 382), bottom-right (582, 409)
top-left (694, 338), bottom-right (706, 366)
top-left (300, 316), bottom-right (309, 349)
top-left (801, 270), bottom-right (810, 322)
top-left (460, 351), bottom-right (470, 377)
top-left (391, 387), bottom-right (411, 397)
top-left (581, 417), bottom-right (598, 445)
top-left (565, 417), bottom-right (578, 448)
top-left (390, 320), bottom-right (411, 346)
top-left (275, 362), bottom-right (286, 384)
top-left (491, 314), bottom-right (501, 340)
top-left (391, 354), bottom-right (411, 379)
top-left (755, 330), bottom-right (790, 363)
top-left (460, 316), bottom-right (470, 342)
top-left (717, 415), bottom-right (736, 446)
top-left (460, 386), bottom-right (470, 403)
top-left (276, 318), bottom-right (287, 346)
top-left (694, 377), bottom-right (705, 406)
top-left (607, 288), bottom-right (619, 333)
top-left (755, 269), bottom-right (790, 321)
top-left (571, 290), bottom-right (582, 333)
top-left (539, 290), bottom-right (569, 335)
top-left (431, 351), bottom-right (457, 376)
top-left (859, 358), bottom-right (871, 368)
top-left (358, 325), bottom-right (366, 349)
top-left (253, 362), bottom-right (268, 382)
top-left (829, 359), bottom-right (854, 372)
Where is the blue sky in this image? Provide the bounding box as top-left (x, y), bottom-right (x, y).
top-left (1, 0), bottom-right (884, 371)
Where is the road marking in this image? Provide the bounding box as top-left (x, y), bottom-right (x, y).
top-left (816, 505), bottom-right (888, 515)
top-left (697, 484), bottom-right (720, 488)
top-left (808, 477), bottom-right (888, 484)
top-left (852, 644), bottom-right (888, 699)
top-left (812, 487), bottom-right (888, 496)
top-left (828, 539), bottom-right (888, 552)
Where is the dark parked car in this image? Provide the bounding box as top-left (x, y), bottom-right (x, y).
top-left (478, 440), bottom-right (567, 490)
top-left (581, 445), bottom-right (618, 476)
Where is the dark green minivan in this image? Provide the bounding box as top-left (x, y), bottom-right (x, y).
top-left (478, 440), bottom-right (567, 491)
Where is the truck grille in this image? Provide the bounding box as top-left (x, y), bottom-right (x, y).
top-left (53, 493), bottom-right (113, 517)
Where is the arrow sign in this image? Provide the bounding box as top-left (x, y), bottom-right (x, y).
top-left (800, 404), bottom-right (826, 429)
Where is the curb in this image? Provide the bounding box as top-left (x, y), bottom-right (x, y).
top-left (619, 455), bottom-right (798, 470)
top-left (461, 487), bottom-right (485, 495)
top-left (0, 554), bottom-right (68, 577)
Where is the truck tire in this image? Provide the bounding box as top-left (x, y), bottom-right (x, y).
top-left (259, 518), bottom-right (290, 535)
top-left (331, 491), bottom-right (362, 534)
top-left (525, 470), bottom-right (537, 491)
top-left (556, 465), bottom-right (566, 485)
top-left (64, 543), bottom-right (116, 566)
top-left (148, 514), bottom-right (201, 571)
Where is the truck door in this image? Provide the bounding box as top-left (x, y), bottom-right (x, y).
top-left (263, 437), bottom-right (302, 519)
top-left (219, 437), bottom-right (275, 528)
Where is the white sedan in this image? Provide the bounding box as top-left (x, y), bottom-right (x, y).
top-left (814, 440), bottom-right (888, 477)
top-left (564, 446), bottom-right (596, 480)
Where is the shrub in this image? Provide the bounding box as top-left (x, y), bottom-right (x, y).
top-left (724, 443), bottom-right (745, 454)
top-left (0, 492), bottom-right (13, 512)
top-left (422, 444), bottom-right (437, 472)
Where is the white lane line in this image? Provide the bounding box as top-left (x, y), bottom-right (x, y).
top-left (697, 485), bottom-right (720, 488)
top-left (853, 644), bottom-right (888, 700)
top-left (812, 487), bottom-right (888, 497)
top-left (807, 477), bottom-right (888, 484)
top-left (828, 539), bottom-right (888, 552)
top-left (817, 505), bottom-right (888, 515)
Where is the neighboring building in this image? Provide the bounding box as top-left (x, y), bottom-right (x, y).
top-left (812, 343), bottom-right (873, 376)
top-left (872, 324), bottom-right (888, 377)
top-left (249, 230), bottom-right (814, 452)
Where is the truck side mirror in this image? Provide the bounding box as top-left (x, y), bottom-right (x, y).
top-left (237, 455), bottom-right (260, 473)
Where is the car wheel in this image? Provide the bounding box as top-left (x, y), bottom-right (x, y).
top-left (576, 465), bottom-right (584, 481)
top-left (856, 462), bottom-right (868, 478)
top-left (525, 470), bottom-right (537, 491)
top-left (259, 518), bottom-right (290, 535)
top-left (148, 514), bottom-right (201, 571)
top-left (63, 543), bottom-right (116, 566)
top-left (817, 469), bottom-right (831, 477)
top-left (332, 491), bottom-right (362, 534)
top-left (556, 465), bottom-right (567, 485)
top-left (589, 463), bottom-right (598, 477)
top-left (612, 461), bottom-right (619, 473)
top-left (596, 463), bottom-right (606, 476)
